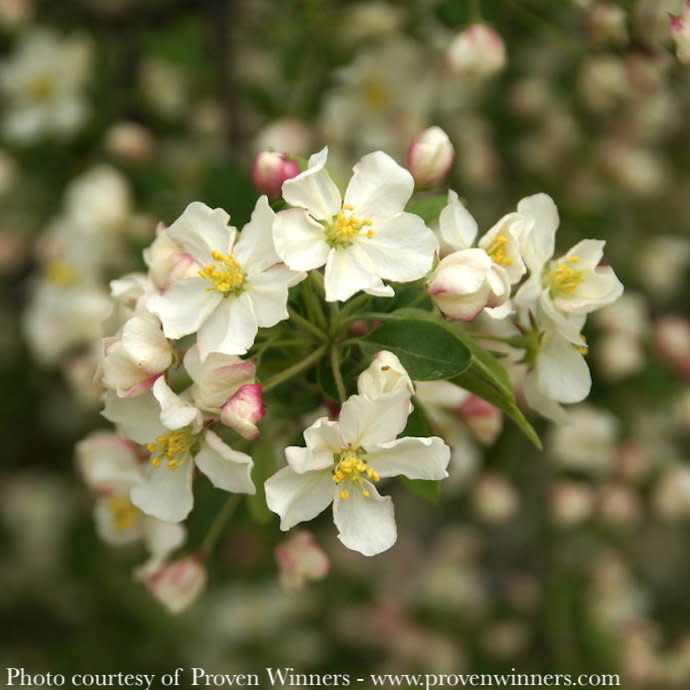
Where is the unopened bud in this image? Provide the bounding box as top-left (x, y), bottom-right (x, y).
top-left (473, 473), bottom-right (519, 523)
top-left (104, 121), bottom-right (155, 163)
top-left (428, 248), bottom-right (510, 321)
top-left (138, 555), bottom-right (207, 614)
top-left (252, 151), bottom-right (300, 198)
top-left (459, 395), bottom-right (502, 445)
top-left (584, 3), bottom-right (628, 46)
top-left (275, 530), bottom-right (330, 592)
top-left (550, 481), bottom-right (595, 527)
top-left (406, 126), bottom-right (455, 188)
top-left (357, 351), bottom-right (414, 400)
top-left (654, 315), bottom-right (690, 378)
top-left (671, 3), bottom-right (690, 65)
top-left (220, 383), bottom-right (266, 440)
top-left (445, 24), bottom-right (506, 79)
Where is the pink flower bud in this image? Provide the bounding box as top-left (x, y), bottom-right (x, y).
top-left (550, 481), bottom-right (595, 527)
top-left (104, 122), bottom-right (155, 163)
top-left (405, 126), bottom-right (455, 187)
top-left (445, 24), bottom-right (506, 79)
top-left (671, 4), bottom-right (690, 65)
top-left (275, 530), bottom-right (330, 592)
top-left (139, 555), bottom-right (207, 614)
top-left (473, 473), bottom-right (519, 523)
top-left (251, 151), bottom-right (300, 198)
top-left (654, 315), bottom-right (690, 378)
top-left (427, 248), bottom-right (510, 321)
top-left (220, 383), bottom-right (266, 439)
top-left (459, 395), bottom-right (502, 445)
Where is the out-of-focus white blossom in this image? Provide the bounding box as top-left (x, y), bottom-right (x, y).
top-left (445, 24), bottom-right (506, 80)
top-left (275, 530), bottom-right (330, 592)
top-left (137, 555), bottom-right (207, 614)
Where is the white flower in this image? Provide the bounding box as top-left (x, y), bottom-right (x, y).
top-left (356, 350), bottom-right (414, 400)
top-left (102, 311), bottom-right (173, 398)
top-left (147, 196), bottom-right (303, 360)
top-left (436, 190), bottom-right (478, 256)
top-left (183, 345), bottom-right (265, 439)
top-left (0, 28), bottom-right (91, 142)
top-left (445, 24), bottom-right (506, 79)
top-left (427, 248), bottom-right (511, 321)
top-left (102, 378), bottom-right (255, 522)
top-left (274, 147), bottom-right (438, 302)
top-left (76, 432), bottom-right (185, 570)
top-left (264, 390), bottom-right (450, 556)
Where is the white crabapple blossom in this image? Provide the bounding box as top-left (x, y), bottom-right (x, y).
top-left (427, 248), bottom-right (511, 321)
top-left (273, 147), bottom-right (438, 302)
top-left (76, 432), bottom-right (185, 572)
top-left (264, 390), bottom-right (450, 556)
top-left (182, 345), bottom-right (265, 440)
top-left (147, 196), bottom-right (303, 360)
top-left (102, 377), bottom-right (254, 523)
top-left (137, 555), bottom-right (208, 614)
top-left (101, 311), bottom-right (174, 398)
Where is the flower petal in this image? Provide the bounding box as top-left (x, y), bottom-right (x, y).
top-left (219, 384), bottom-right (265, 440)
top-left (362, 212), bottom-right (438, 282)
top-left (197, 291), bottom-right (258, 359)
top-left (101, 391), bottom-right (164, 444)
top-left (344, 151), bottom-right (413, 218)
top-left (339, 391), bottom-right (410, 449)
top-left (130, 459), bottom-right (195, 523)
top-left (247, 264), bottom-right (298, 327)
top-left (368, 436), bottom-right (450, 480)
top-left (152, 376), bottom-right (203, 431)
top-left (233, 195), bottom-right (281, 272)
top-left (324, 245), bottom-right (392, 302)
top-left (142, 517), bottom-right (186, 561)
top-left (166, 201), bottom-right (236, 264)
top-left (438, 189), bottom-right (478, 252)
top-left (287, 418), bottom-right (343, 473)
top-left (333, 482), bottom-right (396, 556)
top-left (147, 277), bottom-right (223, 340)
top-left (536, 334), bottom-right (591, 404)
top-left (517, 193), bottom-right (559, 271)
top-left (194, 430), bottom-right (255, 494)
top-left (273, 208), bottom-right (331, 271)
top-left (265, 466), bottom-right (335, 530)
top-left (281, 147), bottom-right (342, 220)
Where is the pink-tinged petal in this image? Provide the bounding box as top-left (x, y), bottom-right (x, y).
top-left (233, 195), bottom-right (281, 272)
top-left (194, 430), bottom-right (255, 494)
top-left (122, 374), bottom-right (161, 398)
top-left (333, 482), bottom-right (396, 556)
top-left (273, 208), bottom-right (331, 271)
top-left (166, 201), bottom-right (236, 264)
top-left (362, 213), bottom-right (438, 282)
top-left (438, 189), bottom-right (478, 252)
top-left (197, 292), bottom-right (258, 359)
top-left (324, 245), bottom-right (392, 302)
top-left (339, 391), bottom-right (410, 449)
top-left (101, 391), bottom-right (165, 445)
top-left (120, 312), bottom-right (172, 373)
top-left (130, 459), bottom-right (195, 523)
top-left (281, 147), bottom-right (342, 220)
top-left (137, 555), bottom-right (207, 613)
top-left (369, 436), bottom-right (450, 480)
top-left (219, 384), bottom-right (266, 439)
top-left (247, 264), bottom-right (298, 327)
top-left (147, 277), bottom-right (223, 340)
top-left (265, 466), bottom-right (335, 530)
top-left (152, 377), bottom-right (203, 431)
top-left (344, 151), bottom-right (414, 218)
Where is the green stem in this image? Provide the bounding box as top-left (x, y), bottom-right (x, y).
top-left (339, 292), bottom-right (372, 320)
top-left (302, 272), bottom-right (328, 330)
top-left (469, 0), bottom-right (482, 21)
top-left (262, 345), bottom-right (327, 392)
top-left (288, 307), bottom-right (328, 342)
top-left (330, 346), bottom-right (346, 403)
top-left (200, 493), bottom-right (241, 556)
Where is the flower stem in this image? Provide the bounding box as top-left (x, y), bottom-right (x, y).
top-left (288, 307), bottom-right (328, 342)
top-left (200, 493), bottom-right (241, 557)
top-left (262, 345), bottom-right (327, 392)
top-left (330, 346), bottom-right (346, 403)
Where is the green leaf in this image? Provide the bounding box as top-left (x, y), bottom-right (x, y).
top-left (367, 309), bottom-right (542, 449)
top-left (359, 316), bottom-right (471, 381)
top-left (246, 435), bottom-right (278, 524)
top-left (405, 194), bottom-right (448, 224)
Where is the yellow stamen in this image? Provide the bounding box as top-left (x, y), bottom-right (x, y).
top-left (26, 75), bottom-right (55, 102)
top-left (364, 81), bottom-right (391, 111)
top-left (44, 261), bottom-right (80, 286)
top-left (108, 497), bottom-right (139, 532)
top-left (198, 250), bottom-right (247, 296)
top-left (485, 234), bottom-right (514, 267)
top-left (325, 209), bottom-right (375, 248)
top-left (547, 258), bottom-right (584, 296)
top-left (145, 427), bottom-right (196, 470)
top-left (332, 447), bottom-right (378, 499)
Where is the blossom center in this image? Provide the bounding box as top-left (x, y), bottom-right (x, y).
top-left (332, 447), bottom-right (380, 500)
top-left (544, 256), bottom-right (583, 297)
top-left (325, 205), bottom-right (375, 249)
top-left (146, 427), bottom-right (197, 469)
top-left (108, 496), bottom-right (139, 532)
top-left (27, 75), bottom-right (55, 102)
top-left (198, 250), bottom-right (247, 296)
top-left (364, 81), bottom-right (391, 112)
top-left (485, 234), bottom-right (513, 266)
top-left (43, 260), bottom-right (80, 286)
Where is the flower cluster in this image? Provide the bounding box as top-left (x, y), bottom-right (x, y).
top-left (77, 143), bottom-right (620, 610)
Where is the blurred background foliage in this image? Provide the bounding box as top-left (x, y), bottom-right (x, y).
top-left (1, 0), bottom-right (690, 685)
